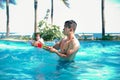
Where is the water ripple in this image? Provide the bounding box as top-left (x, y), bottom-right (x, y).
top-left (0, 54), bottom-right (9, 60)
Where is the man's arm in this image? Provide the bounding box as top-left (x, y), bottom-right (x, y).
top-left (53, 42), bottom-right (60, 49)
top-left (49, 40), bottom-right (79, 58)
top-left (45, 40), bottom-right (61, 50)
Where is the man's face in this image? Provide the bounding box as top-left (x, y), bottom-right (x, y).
top-left (62, 26), bottom-right (70, 35)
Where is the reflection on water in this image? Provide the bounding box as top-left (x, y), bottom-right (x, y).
top-left (0, 40), bottom-right (120, 80)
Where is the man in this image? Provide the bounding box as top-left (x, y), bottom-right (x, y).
top-left (46, 20), bottom-right (80, 62)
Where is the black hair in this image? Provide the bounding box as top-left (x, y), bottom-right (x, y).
top-left (32, 32), bottom-right (40, 40)
top-left (64, 20), bottom-right (77, 31)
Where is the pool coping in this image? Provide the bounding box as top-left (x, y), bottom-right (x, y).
top-left (0, 38), bottom-right (28, 42)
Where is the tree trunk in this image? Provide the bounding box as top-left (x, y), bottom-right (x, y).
top-left (6, 0), bottom-right (10, 37)
top-left (34, 0), bottom-right (38, 33)
top-left (101, 0), bottom-right (105, 39)
top-left (51, 0), bottom-right (53, 25)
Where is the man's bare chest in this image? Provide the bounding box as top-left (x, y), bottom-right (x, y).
top-left (60, 40), bottom-right (71, 52)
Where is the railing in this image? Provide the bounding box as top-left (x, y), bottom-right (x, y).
top-left (76, 33), bottom-right (120, 40)
top-left (76, 33), bottom-right (94, 40)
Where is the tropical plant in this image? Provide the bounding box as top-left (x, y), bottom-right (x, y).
top-left (51, 0), bottom-right (70, 25)
top-left (0, 0), bottom-right (16, 9)
top-left (38, 21), bottom-right (63, 41)
top-left (51, 0), bottom-right (53, 25)
top-left (38, 9), bottom-right (50, 28)
top-left (0, 0), bottom-right (16, 37)
top-left (101, 0), bottom-right (105, 39)
top-left (44, 9), bottom-right (50, 21)
top-left (34, 0), bottom-right (38, 34)
top-left (0, 2), bottom-right (4, 9)
top-left (6, 0), bottom-right (10, 37)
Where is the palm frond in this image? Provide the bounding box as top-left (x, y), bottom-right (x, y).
top-left (0, 2), bottom-right (4, 9)
top-left (61, 0), bottom-right (70, 8)
top-left (0, 0), bottom-right (16, 8)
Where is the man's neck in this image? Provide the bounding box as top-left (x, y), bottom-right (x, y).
top-left (67, 32), bottom-right (74, 40)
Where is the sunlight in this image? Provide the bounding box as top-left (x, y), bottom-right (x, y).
top-left (0, 0), bottom-right (120, 34)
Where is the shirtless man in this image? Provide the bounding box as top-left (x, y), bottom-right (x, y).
top-left (46, 20), bottom-right (80, 61)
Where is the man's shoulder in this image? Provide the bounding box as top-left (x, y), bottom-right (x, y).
top-left (72, 37), bottom-right (80, 46)
top-left (60, 37), bottom-right (66, 42)
top-left (71, 37), bottom-right (79, 42)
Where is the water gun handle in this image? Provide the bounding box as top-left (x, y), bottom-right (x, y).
top-left (42, 45), bottom-right (48, 49)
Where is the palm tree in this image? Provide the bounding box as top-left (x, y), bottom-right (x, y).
top-left (33, 0), bottom-right (69, 33)
top-left (51, 0), bottom-right (70, 25)
top-left (0, 0), bottom-right (16, 37)
top-left (34, 0), bottom-right (38, 34)
top-left (6, 0), bottom-right (10, 37)
top-left (51, 0), bottom-right (53, 25)
top-left (101, 0), bottom-right (105, 39)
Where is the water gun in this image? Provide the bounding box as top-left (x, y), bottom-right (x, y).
top-left (37, 42), bottom-right (42, 48)
top-left (37, 42), bottom-right (47, 49)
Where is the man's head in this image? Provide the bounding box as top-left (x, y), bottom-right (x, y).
top-left (63, 20), bottom-right (77, 35)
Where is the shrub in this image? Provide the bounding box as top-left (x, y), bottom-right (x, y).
top-left (38, 20), bottom-right (64, 41)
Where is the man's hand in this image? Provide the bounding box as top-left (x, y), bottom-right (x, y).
top-left (46, 46), bottom-right (58, 53)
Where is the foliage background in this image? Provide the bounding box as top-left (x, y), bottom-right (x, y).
top-left (38, 20), bottom-right (64, 41)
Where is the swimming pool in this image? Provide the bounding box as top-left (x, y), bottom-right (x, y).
top-left (0, 40), bottom-right (120, 80)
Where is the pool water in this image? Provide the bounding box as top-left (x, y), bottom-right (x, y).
top-left (0, 40), bottom-right (120, 80)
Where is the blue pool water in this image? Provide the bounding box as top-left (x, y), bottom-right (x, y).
top-left (0, 40), bottom-right (120, 80)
